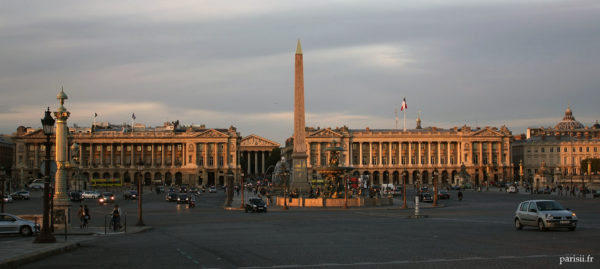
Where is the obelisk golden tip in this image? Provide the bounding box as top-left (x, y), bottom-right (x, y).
top-left (296, 39), bottom-right (302, 54)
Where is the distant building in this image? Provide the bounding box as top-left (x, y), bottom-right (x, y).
top-left (512, 107), bottom-right (600, 187)
top-left (284, 118), bottom-right (513, 187)
top-left (239, 135), bottom-right (280, 178)
top-left (11, 122), bottom-right (245, 189)
top-left (0, 135), bottom-right (15, 185)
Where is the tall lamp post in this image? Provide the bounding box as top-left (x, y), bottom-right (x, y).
top-left (224, 169), bottom-right (234, 207)
top-left (402, 170), bottom-right (407, 209)
top-left (136, 159), bottom-right (145, 226)
top-left (432, 168), bottom-right (439, 207)
top-left (0, 166), bottom-right (6, 213)
top-left (281, 157), bottom-right (289, 210)
top-left (239, 172), bottom-right (245, 209)
top-left (35, 108), bottom-right (56, 243)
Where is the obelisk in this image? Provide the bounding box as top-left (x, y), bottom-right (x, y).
top-left (291, 40), bottom-right (310, 192)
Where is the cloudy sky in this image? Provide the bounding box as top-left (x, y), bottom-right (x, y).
top-left (1, 0), bottom-right (599, 144)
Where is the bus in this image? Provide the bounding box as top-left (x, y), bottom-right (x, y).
top-left (90, 178), bottom-right (123, 187)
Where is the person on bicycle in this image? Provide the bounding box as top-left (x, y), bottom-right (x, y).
top-left (111, 204), bottom-right (122, 231)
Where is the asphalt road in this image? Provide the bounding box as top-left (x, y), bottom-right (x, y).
top-left (4, 188), bottom-right (600, 268)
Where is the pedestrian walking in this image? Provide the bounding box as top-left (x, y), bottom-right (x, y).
top-left (83, 205), bottom-right (90, 228)
top-left (77, 205), bottom-right (85, 228)
top-left (111, 204), bottom-right (122, 232)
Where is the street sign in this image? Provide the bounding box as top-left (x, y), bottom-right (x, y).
top-left (40, 161), bottom-right (57, 176)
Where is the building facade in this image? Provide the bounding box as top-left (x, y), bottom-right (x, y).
top-left (239, 134), bottom-right (280, 178)
top-left (512, 107), bottom-right (600, 186)
top-left (284, 123), bottom-right (513, 187)
top-left (11, 122), bottom-right (245, 189)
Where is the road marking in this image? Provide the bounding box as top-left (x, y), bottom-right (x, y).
top-left (239, 254), bottom-right (567, 268)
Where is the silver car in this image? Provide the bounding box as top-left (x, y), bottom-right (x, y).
top-left (0, 213), bottom-right (40, 236)
top-left (514, 200), bottom-right (577, 231)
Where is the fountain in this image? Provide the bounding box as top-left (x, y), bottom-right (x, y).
top-left (315, 139), bottom-right (353, 201)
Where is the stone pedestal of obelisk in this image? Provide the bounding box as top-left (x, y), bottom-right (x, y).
top-left (291, 40), bottom-right (311, 193)
top-left (53, 89), bottom-right (72, 230)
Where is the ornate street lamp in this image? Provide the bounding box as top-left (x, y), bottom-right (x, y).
top-left (432, 168), bottom-right (439, 207)
top-left (0, 166), bottom-right (6, 213)
top-left (281, 157), bottom-right (289, 210)
top-left (239, 172), bottom-right (245, 209)
top-left (224, 169), bottom-right (234, 207)
top-left (402, 169), bottom-right (407, 209)
top-left (35, 108), bottom-right (56, 243)
top-left (136, 159), bottom-right (145, 226)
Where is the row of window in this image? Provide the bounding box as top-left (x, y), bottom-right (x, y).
top-left (528, 147), bottom-right (598, 153)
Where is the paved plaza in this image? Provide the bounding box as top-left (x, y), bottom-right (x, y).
top-left (1, 188), bottom-right (598, 268)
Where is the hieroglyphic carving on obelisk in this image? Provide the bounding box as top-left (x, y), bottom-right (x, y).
top-left (291, 40), bottom-right (310, 192)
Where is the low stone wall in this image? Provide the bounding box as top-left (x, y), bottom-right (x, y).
top-left (275, 197), bottom-right (377, 207)
top-left (363, 197), bottom-right (394, 206)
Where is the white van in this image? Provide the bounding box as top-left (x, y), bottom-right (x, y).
top-left (27, 179), bottom-right (45, 190)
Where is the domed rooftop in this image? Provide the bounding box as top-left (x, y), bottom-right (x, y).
top-left (554, 106), bottom-right (584, 130)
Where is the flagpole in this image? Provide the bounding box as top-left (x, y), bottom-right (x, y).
top-left (403, 109), bottom-right (406, 132)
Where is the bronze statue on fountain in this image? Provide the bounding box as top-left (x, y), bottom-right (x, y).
top-left (316, 139), bottom-right (353, 198)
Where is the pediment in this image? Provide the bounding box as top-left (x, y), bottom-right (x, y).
top-left (241, 134), bottom-right (280, 147)
top-left (195, 129), bottom-right (228, 138)
top-left (471, 128), bottom-right (504, 137)
top-left (308, 128), bottom-right (343, 138)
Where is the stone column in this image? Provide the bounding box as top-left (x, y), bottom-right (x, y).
top-left (90, 143), bottom-right (94, 166)
top-left (427, 142), bottom-right (431, 166)
top-left (359, 142), bottom-right (363, 167)
top-left (378, 142), bottom-right (382, 166)
top-left (417, 142), bottom-right (421, 166)
top-left (151, 144), bottom-right (155, 167)
top-left (261, 151), bottom-right (265, 174)
top-left (120, 143), bottom-right (124, 167)
top-left (254, 151), bottom-right (258, 175)
top-left (369, 142), bottom-right (373, 166)
top-left (161, 144), bottom-right (166, 167)
top-left (388, 142), bottom-right (392, 166)
top-left (447, 142), bottom-right (451, 165)
top-left (131, 144), bottom-right (135, 167)
top-left (79, 143), bottom-right (84, 168)
top-left (437, 142), bottom-right (441, 166)
top-left (53, 89), bottom-right (71, 228)
top-left (34, 143), bottom-right (39, 168)
top-left (100, 144), bottom-right (104, 166)
top-left (409, 142), bottom-right (412, 165)
top-left (171, 143), bottom-right (175, 167)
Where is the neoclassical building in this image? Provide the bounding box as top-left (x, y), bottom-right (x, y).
top-left (284, 121), bottom-right (514, 187)
top-left (11, 122), bottom-right (246, 189)
top-left (512, 107), bottom-right (600, 185)
top-left (239, 134), bottom-right (280, 178)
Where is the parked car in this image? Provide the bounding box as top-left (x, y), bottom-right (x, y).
top-left (176, 194), bottom-right (189, 204)
top-left (450, 185), bottom-right (461, 190)
top-left (10, 190), bottom-right (31, 200)
top-left (437, 190), bottom-right (450, 199)
top-left (3, 194), bottom-right (13, 203)
top-left (245, 198), bottom-right (267, 213)
top-left (593, 190), bottom-right (600, 199)
top-left (514, 200), bottom-right (577, 231)
top-left (507, 186), bottom-right (518, 193)
top-left (421, 192), bottom-right (433, 203)
top-left (123, 190), bottom-right (138, 200)
top-left (27, 179), bottom-right (45, 190)
top-left (165, 192), bottom-right (178, 202)
top-left (81, 190), bottom-right (100, 199)
top-left (393, 186), bottom-right (403, 196)
top-left (208, 186), bottom-right (217, 193)
top-left (69, 191), bottom-right (83, 202)
top-left (98, 192), bottom-right (115, 204)
top-left (0, 213), bottom-right (40, 236)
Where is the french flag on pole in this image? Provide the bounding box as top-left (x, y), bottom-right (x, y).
top-left (401, 98), bottom-right (407, 111)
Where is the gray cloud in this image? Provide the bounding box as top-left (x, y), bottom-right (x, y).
top-left (1, 0), bottom-right (599, 143)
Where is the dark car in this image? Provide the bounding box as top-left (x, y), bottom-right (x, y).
top-left (421, 192), bottom-right (433, 203)
top-left (245, 198), bottom-right (267, 213)
top-left (10, 190), bottom-right (31, 200)
top-left (69, 191), bottom-right (83, 202)
top-left (98, 192), bottom-right (115, 204)
top-left (165, 192), bottom-right (178, 202)
top-left (176, 194), bottom-right (189, 204)
top-left (438, 190), bottom-right (450, 199)
top-left (123, 190), bottom-right (138, 200)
